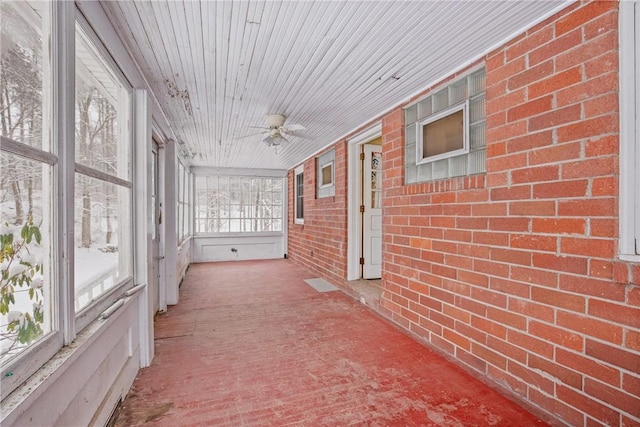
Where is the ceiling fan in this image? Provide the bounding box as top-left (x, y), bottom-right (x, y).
top-left (239, 114), bottom-right (311, 147)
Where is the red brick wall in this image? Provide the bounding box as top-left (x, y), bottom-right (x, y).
top-left (287, 142), bottom-right (349, 285)
top-left (380, 2), bottom-right (639, 426)
top-left (288, 2), bottom-right (639, 425)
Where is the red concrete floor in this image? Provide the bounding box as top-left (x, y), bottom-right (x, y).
top-left (114, 260), bottom-right (548, 426)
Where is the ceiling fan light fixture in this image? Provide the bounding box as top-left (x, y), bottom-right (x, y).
top-left (262, 133), bottom-right (288, 147)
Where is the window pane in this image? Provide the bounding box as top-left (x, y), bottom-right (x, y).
top-left (194, 175), bottom-right (283, 234)
top-left (74, 174), bottom-right (131, 312)
top-left (271, 190), bottom-right (282, 205)
top-left (75, 25), bottom-right (130, 180)
top-left (423, 110), bottom-right (464, 159)
top-left (0, 1), bottom-right (47, 151)
top-left (0, 152), bottom-right (53, 364)
top-left (296, 173), bottom-right (304, 219)
top-left (321, 163), bottom-right (333, 186)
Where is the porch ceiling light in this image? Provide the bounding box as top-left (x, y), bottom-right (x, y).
top-left (262, 133), bottom-right (288, 147)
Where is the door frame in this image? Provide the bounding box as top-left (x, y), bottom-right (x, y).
top-left (151, 140), bottom-right (162, 313)
top-left (347, 123), bottom-right (382, 281)
top-left (151, 128), bottom-right (168, 313)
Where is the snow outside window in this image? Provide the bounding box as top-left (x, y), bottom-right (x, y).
top-left (74, 22), bottom-right (132, 313)
top-left (195, 175), bottom-right (283, 233)
top-left (0, 0), bottom-right (56, 390)
top-left (177, 161), bottom-right (191, 242)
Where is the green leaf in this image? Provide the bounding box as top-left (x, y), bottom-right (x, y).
top-left (21, 224), bottom-right (29, 240)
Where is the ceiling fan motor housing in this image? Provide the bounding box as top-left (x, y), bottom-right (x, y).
top-left (265, 114), bottom-right (287, 128)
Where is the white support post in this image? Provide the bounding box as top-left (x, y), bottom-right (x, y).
top-left (134, 89), bottom-right (154, 366)
top-left (53, 0), bottom-right (76, 344)
top-left (163, 142), bottom-right (178, 305)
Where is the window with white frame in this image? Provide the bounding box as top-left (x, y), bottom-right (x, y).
top-left (177, 161), bottom-right (191, 242)
top-left (74, 21), bottom-right (132, 314)
top-left (195, 175), bottom-right (283, 233)
top-left (619, 0), bottom-right (640, 258)
top-left (0, 1), bottom-right (144, 400)
top-left (294, 165), bottom-right (304, 223)
top-left (404, 67), bottom-right (486, 183)
top-left (321, 163), bottom-right (333, 186)
top-left (417, 101), bottom-right (468, 163)
top-left (0, 0), bottom-right (55, 375)
top-left (316, 149), bottom-right (335, 198)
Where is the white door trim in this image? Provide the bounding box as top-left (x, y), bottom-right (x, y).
top-left (157, 143), bottom-right (168, 312)
top-left (347, 123), bottom-right (382, 280)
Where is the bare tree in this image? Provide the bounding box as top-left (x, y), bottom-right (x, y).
top-left (74, 83), bottom-right (117, 248)
top-left (1, 14), bottom-right (42, 226)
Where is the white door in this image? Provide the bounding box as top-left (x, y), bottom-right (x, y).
top-left (151, 143), bottom-right (161, 313)
top-left (363, 144), bottom-right (382, 279)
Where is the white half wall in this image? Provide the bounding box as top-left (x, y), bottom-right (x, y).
top-left (2, 297), bottom-right (141, 426)
top-left (192, 234), bottom-right (285, 263)
top-left (177, 238), bottom-right (191, 284)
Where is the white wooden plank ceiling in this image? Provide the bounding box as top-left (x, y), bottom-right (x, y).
top-left (101, 0), bottom-right (569, 171)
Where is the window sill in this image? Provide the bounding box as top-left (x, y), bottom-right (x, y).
top-left (1, 297), bottom-right (137, 424)
top-left (194, 231), bottom-right (284, 238)
top-left (619, 254), bottom-right (640, 263)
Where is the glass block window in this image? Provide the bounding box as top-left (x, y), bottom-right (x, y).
top-left (404, 67), bottom-right (486, 184)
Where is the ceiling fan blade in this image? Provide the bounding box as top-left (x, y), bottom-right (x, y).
top-left (283, 124), bottom-right (306, 132)
top-left (287, 131), bottom-right (314, 140)
top-left (236, 131), bottom-right (268, 139)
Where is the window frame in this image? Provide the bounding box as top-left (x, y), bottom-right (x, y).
top-left (0, 0), bottom-right (62, 400)
top-left (316, 149), bottom-right (335, 199)
top-left (177, 160), bottom-right (191, 243)
top-left (0, 144), bottom-right (61, 400)
top-left (194, 174), bottom-right (284, 234)
top-left (1, 1), bottom-right (144, 399)
top-left (320, 161), bottom-right (334, 188)
top-left (619, 0), bottom-right (640, 260)
top-left (416, 100), bottom-right (469, 165)
top-left (294, 165), bottom-right (304, 224)
top-left (73, 13), bottom-right (135, 329)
